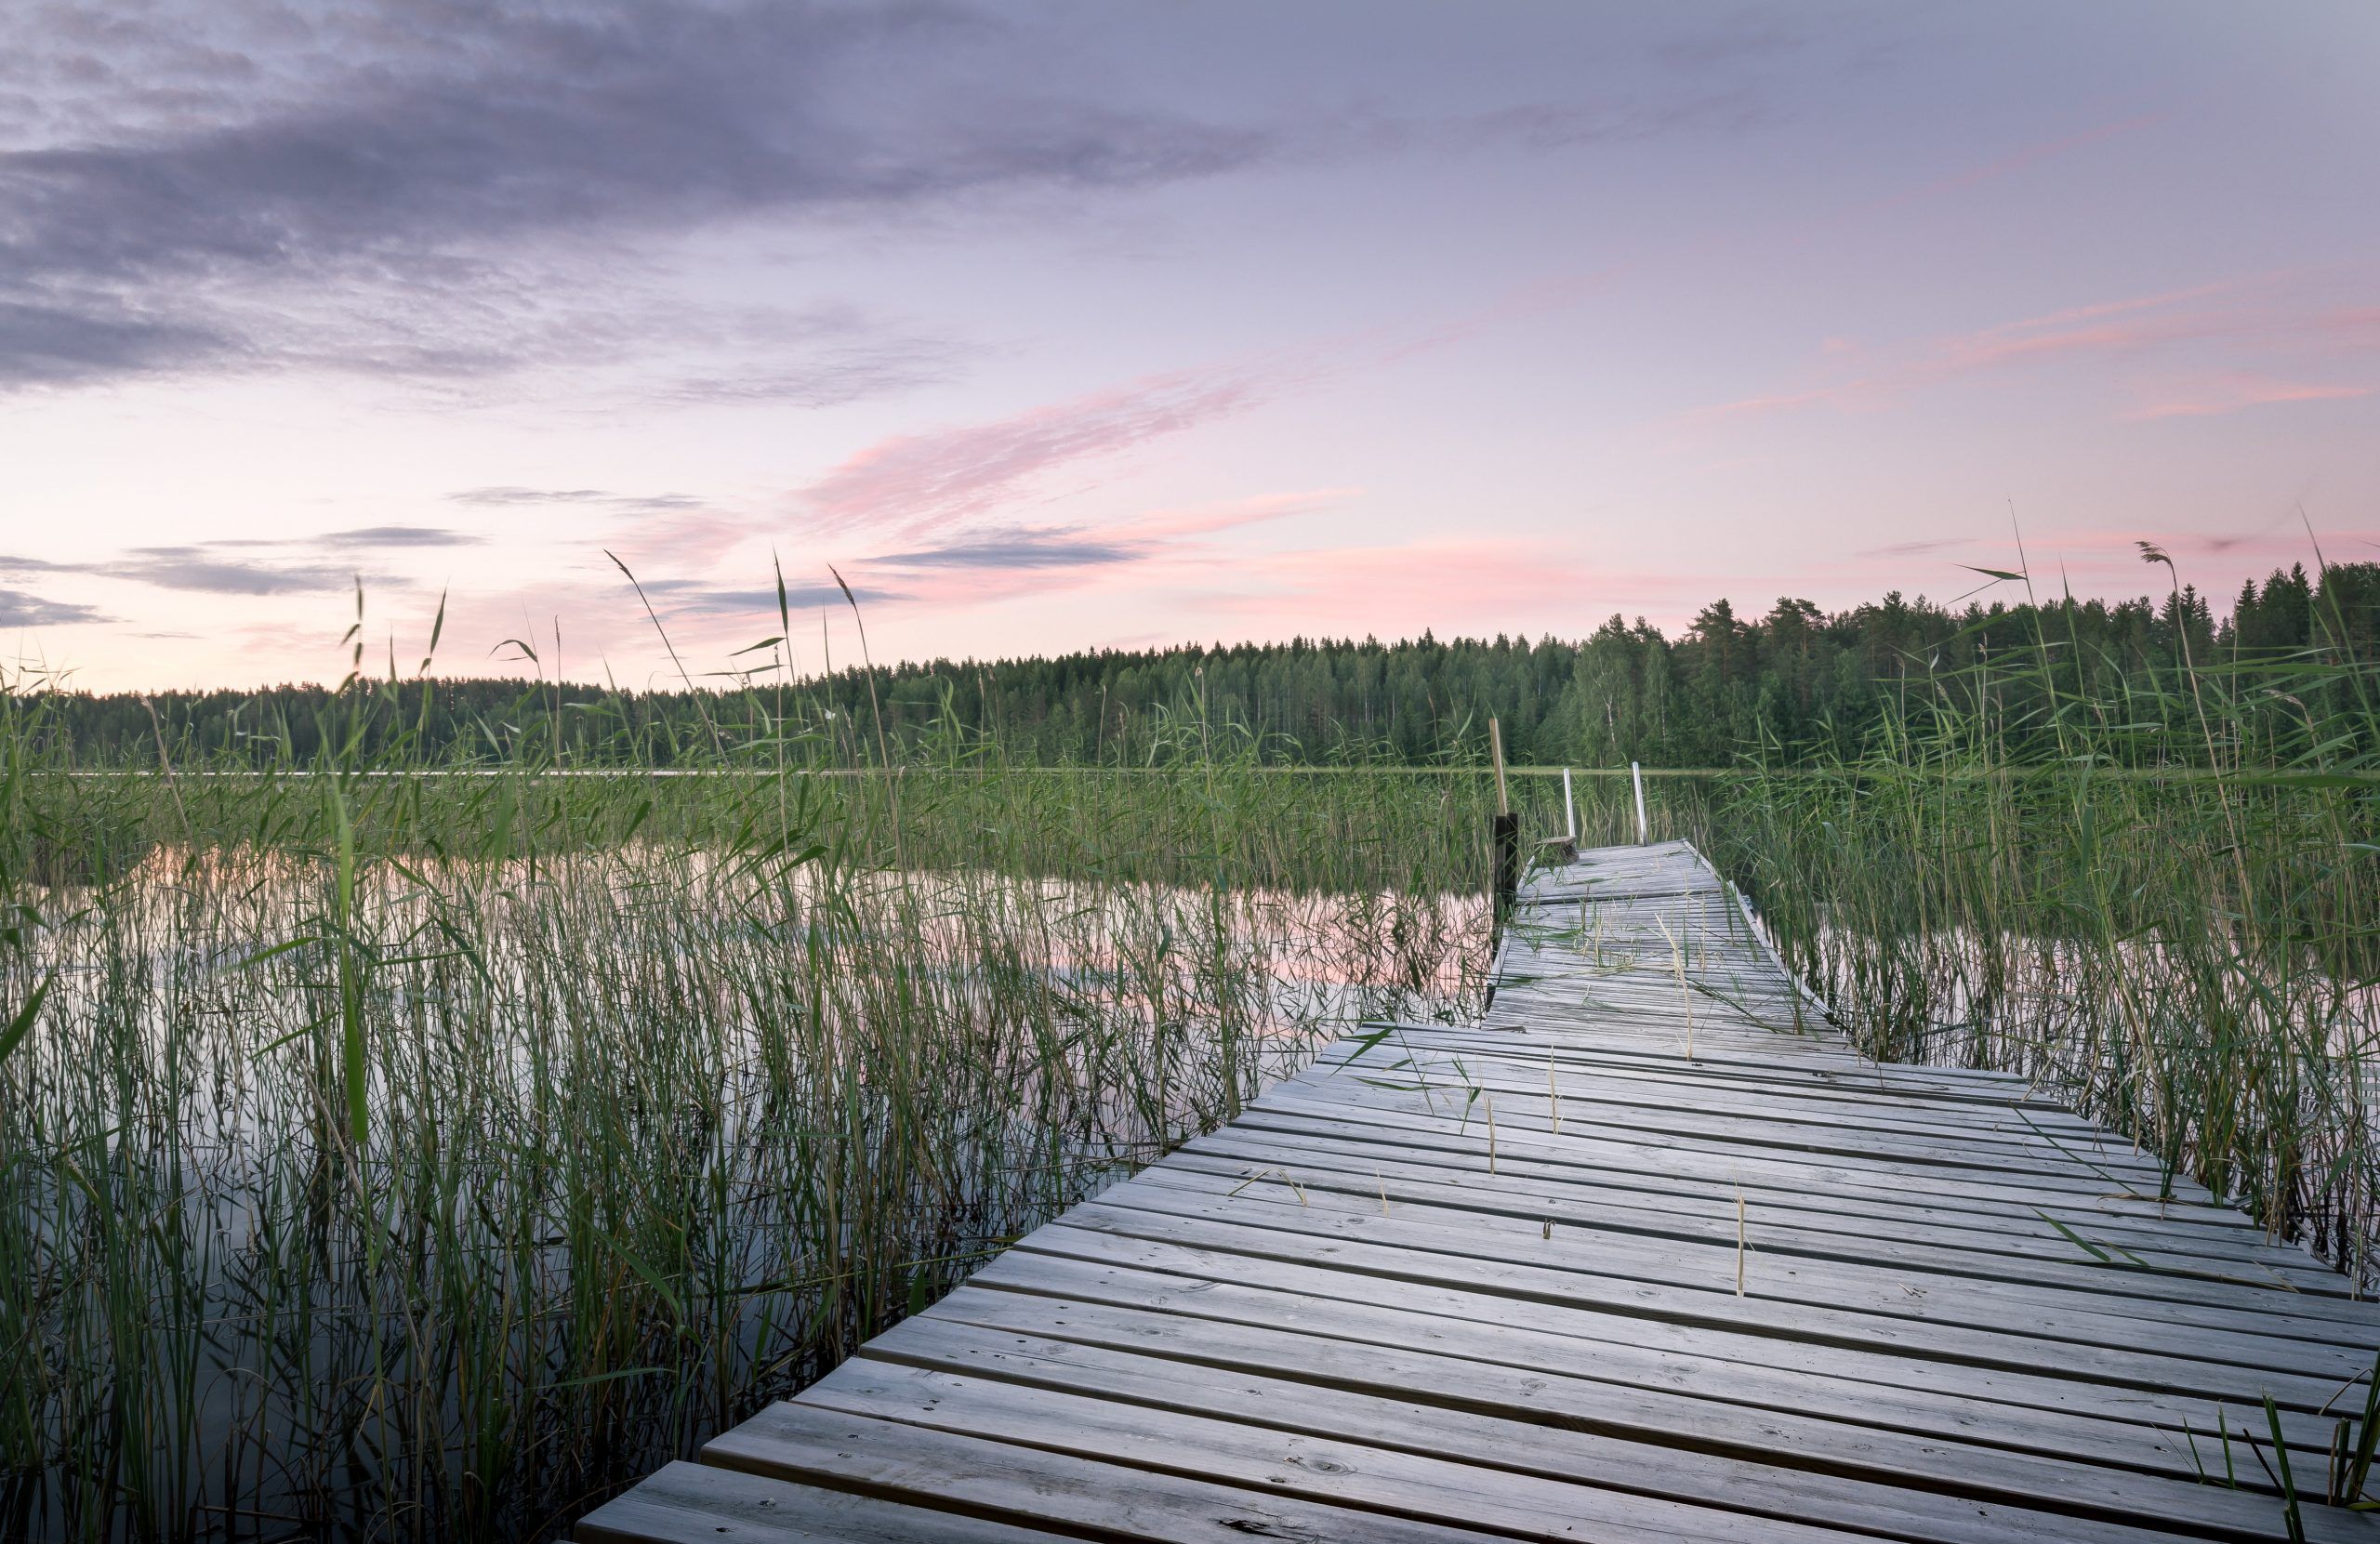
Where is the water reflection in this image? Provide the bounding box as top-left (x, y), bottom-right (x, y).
top-left (3, 845), bottom-right (1487, 1542)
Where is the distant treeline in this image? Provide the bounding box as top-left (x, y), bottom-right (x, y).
top-left (18, 563), bottom-right (2380, 769)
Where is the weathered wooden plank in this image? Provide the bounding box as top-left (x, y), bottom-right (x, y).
top-left (1029, 1201), bottom-right (2360, 1408)
top-left (1354, 1032), bottom-right (2084, 1113)
top-left (1265, 1074), bottom-right (2198, 1194)
top-left (972, 1238), bottom-right (2350, 1460)
top-left (1239, 1086), bottom-right (2253, 1222)
top-left (1216, 1103), bottom-right (2303, 1263)
top-left (1202, 1099), bottom-right (2185, 1217)
top-left (1164, 1137), bottom-right (2361, 1313)
top-left (572, 1459), bottom-right (1078, 1542)
top-left (800, 1355), bottom-right (1884, 1544)
top-left (1119, 1165), bottom-right (2375, 1349)
top-left (590, 839), bottom-right (2368, 1542)
top-left (1289, 1058), bottom-right (2106, 1154)
top-left (866, 1312), bottom-right (2277, 1544)
top-left (1318, 1035), bottom-right (2109, 1130)
top-left (1190, 1107), bottom-right (2201, 1236)
top-left (707, 1401), bottom-right (1518, 1543)
top-left (1278, 1060), bottom-right (2176, 1178)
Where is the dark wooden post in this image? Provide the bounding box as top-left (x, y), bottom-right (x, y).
top-left (1492, 812), bottom-right (1519, 922)
top-left (1489, 718), bottom-right (1517, 928)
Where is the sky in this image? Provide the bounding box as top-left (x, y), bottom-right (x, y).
top-left (1, 0), bottom-right (2375, 693)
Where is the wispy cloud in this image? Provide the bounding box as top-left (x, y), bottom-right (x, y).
top-left (603, 508), bottom-right (760, 574)
top-left (824, 488), bottom-right (1359, 609)
top-left (642, 580), bottom-right (902, 620)
top-left (1, 546), bottom-right (342, 597)
top-left (448, 486), bottom-right (705, 511)
top-left (0, 524), bottom-right (471, 598)
top-left (4, 7), bottom-right (1264, 282)
top-left (1694, 281), bottom-right (2378, 426)
top-left (2122, 372), bottom-right (2372, 421)
top-left (0, 586), bottom-right (112, 627)
top-left (800, 364), bottom-right (1269, 539)
top-left (1123, 487), bottom-right (1361, 538)
top-left (871, 528), bottom-right (1139, 571)
top-left (0, 297), bottom-right (240, 389)
top-left (672, 486), bottom-right (1360, 625)
top-left (450, 487), bottom-right (612, 507)
top-left (657, 335), bottom-right (966, 409)
top-left (113, 548), bottom-right (353, 596)
top-left (1857, 112), bottom-right (2167, 221)
top-left (0, 3), bottom-right (1266, 393)
top-left (315, 525), bottom-right (483, 548)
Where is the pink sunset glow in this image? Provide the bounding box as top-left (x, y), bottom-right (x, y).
top-left (0, 3), bottom-right (2372, 692)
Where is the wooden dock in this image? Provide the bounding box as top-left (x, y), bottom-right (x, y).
top-left (580, 840), bottom-right (2376, 1543)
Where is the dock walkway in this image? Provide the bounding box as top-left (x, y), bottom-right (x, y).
top-left (582, 840), bottom-right (2375, 1543)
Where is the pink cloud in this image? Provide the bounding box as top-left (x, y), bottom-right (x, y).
top-left (788, 246), bottom-right (1643, 549)
top-left (604, 507), bottom-right (756, 570)
top-left (1856, 112), bottom-right (2169, 220)
top-left (1440, 113), bottom-right (2174, 392)
top-left (815, 487), bottom-right (1361, 616)
top-left (818, 527), bottom-right (1593, 640)
top-left (799, 365), bottom-right (1268, 540)
top-left (1120, 486), bottom-right (1362, 538)
top-left (1857, 537), bottom-right (1973, 559)
top-left (1932, 283), bottom-right (2241, 371)
top-left (2122, 372), bottom-right (2372, 421)
top-left (1694, 281), bottom-right (2378, 425)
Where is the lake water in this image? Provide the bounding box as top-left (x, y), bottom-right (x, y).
top-left (2, 847), bottom-right (1488, 1541)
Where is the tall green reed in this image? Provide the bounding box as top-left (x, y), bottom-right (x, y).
top-left (1707, 567), bottom-right (2379, 1278)
top-left (0, 662), bottom-right (1513, 1541)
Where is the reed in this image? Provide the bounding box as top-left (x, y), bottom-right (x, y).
top-left (1705, 573), bottom-right (2380, 1279)
top-left (0, 681), bottom-right (1569, 1540)
top-left (7, 562), bottom-right (2368, 1539)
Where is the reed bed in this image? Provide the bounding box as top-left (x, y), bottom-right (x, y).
top-left (1706, 618), bottom-right (2380, 1284)
top-left (0, 736), bottom-right (1606, 1541)
top-left (8, 602), bottom-right (2373, 1539)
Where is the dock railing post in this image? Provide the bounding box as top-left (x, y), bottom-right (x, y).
top-left (1632, 760), bottom-right (1647, 844)
top-left (1489, 719), bottom-right (1518, 931)
top-left (1562, 766), bottom-right (1577, 842)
